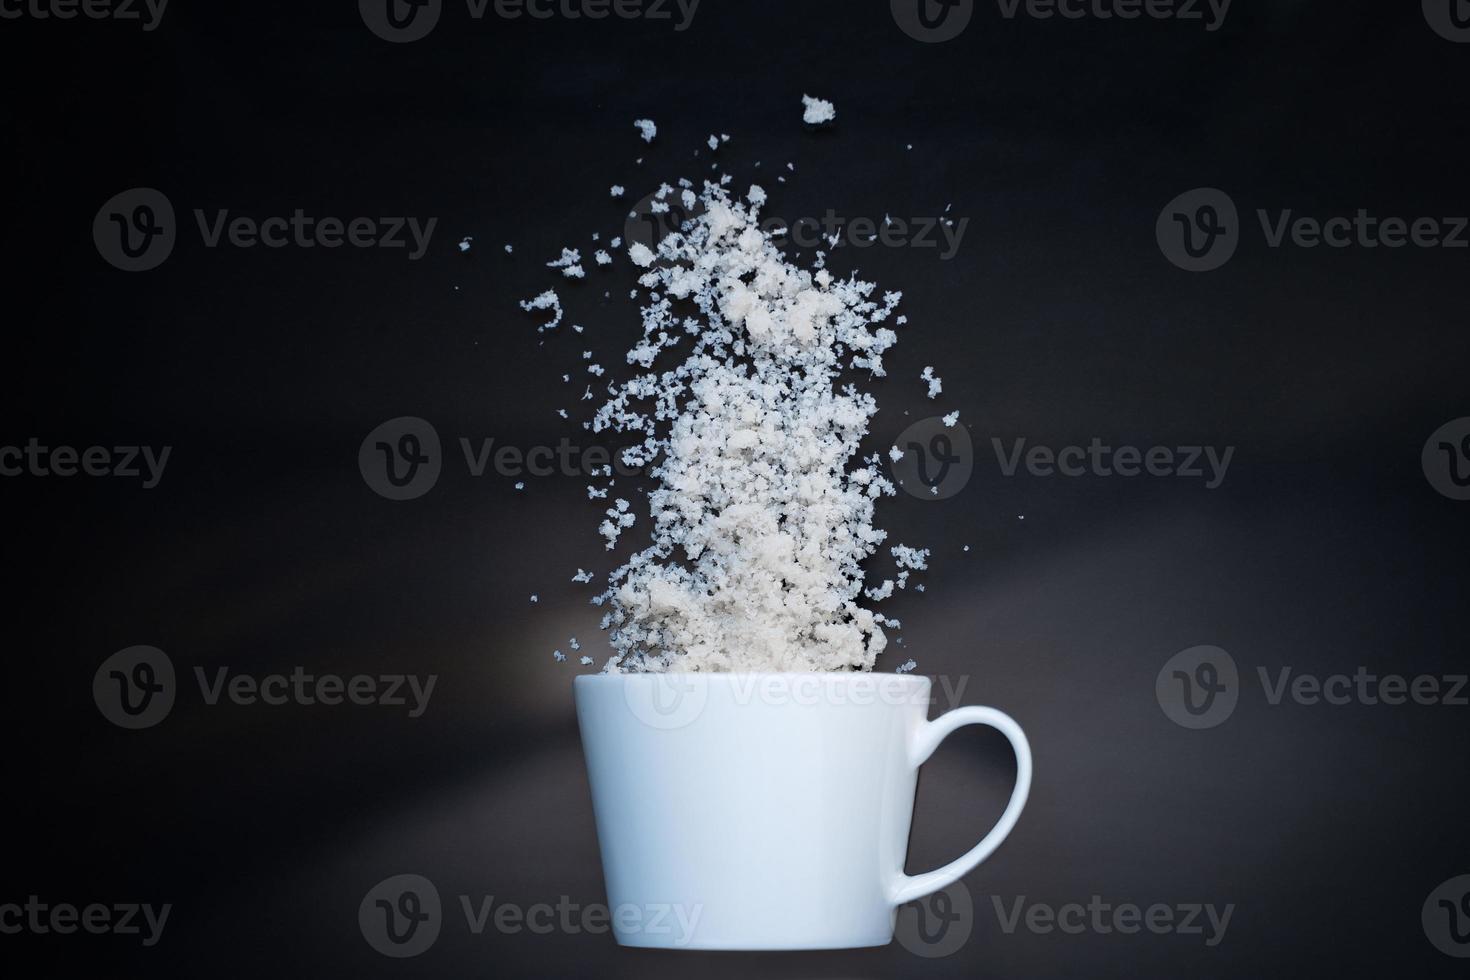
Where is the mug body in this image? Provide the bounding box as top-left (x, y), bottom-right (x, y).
top-left (574, 672), bottom-right (932, 950)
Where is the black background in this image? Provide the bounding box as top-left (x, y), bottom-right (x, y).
top-left (3, 0), bottom-right (1469, 976)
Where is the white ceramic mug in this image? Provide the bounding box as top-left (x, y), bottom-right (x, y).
top-left (574, 672), bottom-right (1032, 950)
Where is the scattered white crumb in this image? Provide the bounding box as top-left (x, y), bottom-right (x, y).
top-left (458, 237), bottom-right (472, 252)
top-left (519, 290), bottom-right (563, 331)
top-left (627, 242), bottom-right (655, 267)
top-left (572, 568), bottom-right (594, 583)
top-left (580, 656), bottom-right (593, 665)
top-left (633, 118), bottom-right (657, 143)
top-left (610, 185), bottom-right (625, 197)
top-left (895, 659), bottom-right (917, 673)
top-left (707, 134), bottom-right (719, 151)
top-left (892, 545), bottom-right (930, 571)
top-left (530, 594), bottom-right (538, 603)
top-left (942, 411), bottom-right (959, 427)
top-left (921, 365), bottom-right (942, 399)
top-left (570, 637), bottom-right (581, 651)
top-left (504, 243), bottom-right (513, 253)
top-left (515, 481), bottom-right (525, 491)
top-left (963, 545), bottom-right (970, 552)
top-left (553, 650), bottom-right (566, 662)
top-left (888, 446), bottom-right (904, 463)
top-left (594, 249), bottom-right (613, 265)
top-left (557, 409), bottom-right (568, 419)
top-left (747, 184), bottom-right (766, 207)
top-left (801, 94), bottom-right (836, 126)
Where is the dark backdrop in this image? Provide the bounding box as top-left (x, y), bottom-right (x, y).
top-left (3, 1), bottom-right (1469, 977)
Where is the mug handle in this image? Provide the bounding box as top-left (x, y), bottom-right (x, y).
top-left (888, 706), bottom-right (1033, 906)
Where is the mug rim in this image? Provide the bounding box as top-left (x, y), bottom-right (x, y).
top-left (574, 671), bottom-right (931, 686)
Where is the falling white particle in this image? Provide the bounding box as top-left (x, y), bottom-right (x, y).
top-left (801, 94), bottom-right (836, 125)
top-left (921, 365), bottom-right (942, 399)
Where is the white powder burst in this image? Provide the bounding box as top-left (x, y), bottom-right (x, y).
top-left (584, 181), bottom-right (913, 673)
